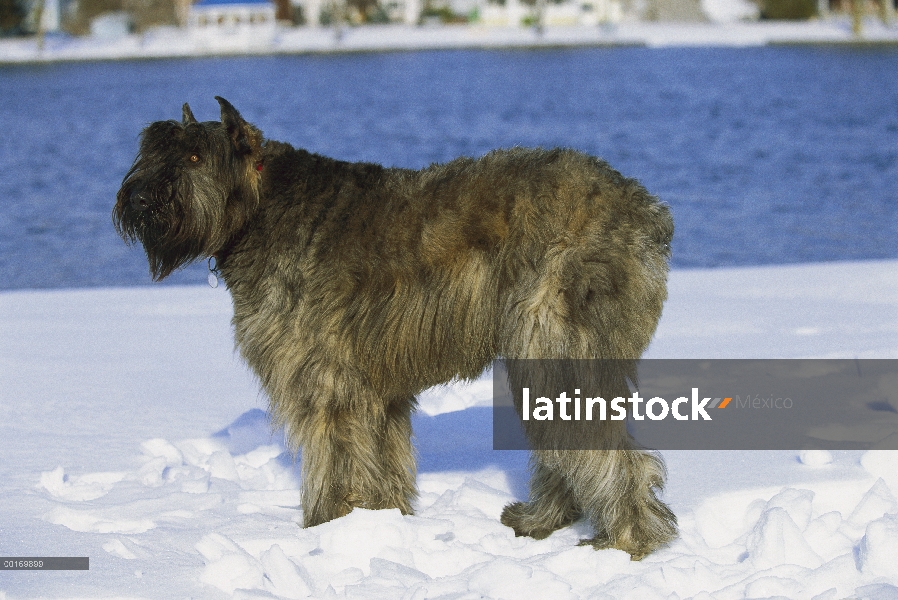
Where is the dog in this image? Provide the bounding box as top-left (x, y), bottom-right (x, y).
top-left (113, 97), bottom-right (677, 559)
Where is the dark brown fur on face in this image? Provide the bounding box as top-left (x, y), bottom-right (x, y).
top-left (114, 97), bottom-right (677, 560)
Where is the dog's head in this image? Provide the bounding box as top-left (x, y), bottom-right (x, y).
top-left (113, 97), bottom-right (263, 280)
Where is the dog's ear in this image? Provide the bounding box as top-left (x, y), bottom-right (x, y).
top-left (215, 96), bottom-right (254, 155)
top-left (182, 103), bottom-right (198, 125)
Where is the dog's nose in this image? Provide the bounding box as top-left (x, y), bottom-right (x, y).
top-left (130, 188), bottom-right (151, 211)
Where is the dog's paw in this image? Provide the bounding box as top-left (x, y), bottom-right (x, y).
top-left (577, 510), bottom-right (678, 560)
top-left (500, 501), bottom-right (565, 540)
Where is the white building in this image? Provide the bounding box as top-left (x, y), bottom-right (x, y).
top-left (544, 0), bottom-right (623, 25)
top-left (478, 0), bottom-right (622, 26)
top-left (188, 0), bottom-right (277, 46)
top-left (40, 0), bottom-right (61, 32)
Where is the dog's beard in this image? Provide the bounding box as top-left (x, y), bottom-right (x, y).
top-left (140, 220), bottom-right (208, 281)
top-left (114, 181), bottom-right (212, 281)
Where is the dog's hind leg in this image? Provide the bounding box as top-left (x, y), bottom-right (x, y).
top-left (498, 242), bottom-right (677, 558)
top-left (497, 255), bottom-right (593, 544)
top-left (501, 457), bottom-right (581, 539)
top-left (569, 448), bottom-right (675, 560)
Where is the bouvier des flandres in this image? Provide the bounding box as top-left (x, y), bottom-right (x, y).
top-left (113, 97), bottom-right (677, 559)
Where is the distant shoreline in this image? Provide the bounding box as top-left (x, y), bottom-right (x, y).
top-left (2, 19), bottom-right (898, 65)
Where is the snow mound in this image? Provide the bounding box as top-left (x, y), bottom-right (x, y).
top-left (799, 450), bottom-right (834, 468)
top-left (35, 411), bottom-right (898, 598)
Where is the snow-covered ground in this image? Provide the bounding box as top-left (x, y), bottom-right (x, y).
top-left (2, 17), bottom-right (898, 65)
top-left (1, 259), bottom-right (897, 599)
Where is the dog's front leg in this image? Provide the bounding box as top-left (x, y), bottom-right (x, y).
top-left (296, 389), bottom-right (417, 528)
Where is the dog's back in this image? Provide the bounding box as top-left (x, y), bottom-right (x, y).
top-left (229, 145), bottom-right (672, 394)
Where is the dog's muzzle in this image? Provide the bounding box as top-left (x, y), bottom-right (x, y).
top-left (129, 186), bottom-right (152, 212)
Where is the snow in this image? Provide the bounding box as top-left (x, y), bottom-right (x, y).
top-left (1, 259), bottom-right (897, 598)
top-left (2, 17), bottom-right (898, 65)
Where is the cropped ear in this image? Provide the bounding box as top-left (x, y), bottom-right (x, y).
top-left (182, 103), bottom-right (198, 125)
top-left (215, 96), bottom-right (254, 155)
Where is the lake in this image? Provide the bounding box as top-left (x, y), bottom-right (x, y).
top-left (1, 45), bottom-right (896, 290)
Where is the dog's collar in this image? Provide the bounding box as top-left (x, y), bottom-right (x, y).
top-left (208, 256), bottom-right (221, 288)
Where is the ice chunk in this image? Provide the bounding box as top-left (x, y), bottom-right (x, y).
top-left (747, 507), bottom-right (823, 569)
top-left (260, 544), bottom-right (313, 599)
top-left (766, 488), bottom-right (815, 530)
top-left (857, 514), bottom-right (898, 578)
top-left (861, 451), bottom-right (898, 496)
top-left (39, 466), bottom-right (125, 501)
top-left (847, 479), bottom-right (898, 529)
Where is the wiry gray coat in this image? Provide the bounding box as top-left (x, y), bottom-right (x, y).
top-left (114, 97), bottom-right (677, 559)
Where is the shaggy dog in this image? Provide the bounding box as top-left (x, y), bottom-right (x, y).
top-left (114, 97), bottom-right (677, 559)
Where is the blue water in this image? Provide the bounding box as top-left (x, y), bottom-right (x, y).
top-left (1, 46), bottom-right (896, 290)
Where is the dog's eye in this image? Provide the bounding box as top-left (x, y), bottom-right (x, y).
top-left (188, 154), bottom-right (200, 163)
